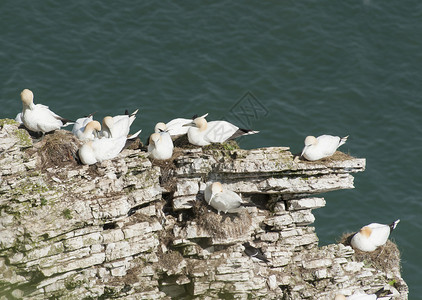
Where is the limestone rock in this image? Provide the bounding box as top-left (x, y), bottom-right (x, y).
top-left (0, 121), bottom-right (407, 299)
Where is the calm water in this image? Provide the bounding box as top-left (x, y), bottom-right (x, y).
top-left (1, 1), bottom-right (421, 297)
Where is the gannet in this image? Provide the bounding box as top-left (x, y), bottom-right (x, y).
top-left (350, 219), bottom-right (400, 252)
top-left (184, 113), bottom-right (259, 146)
top-left (79, 123), bottom-right (142, 165)
top-left (301, 134), bottom-right (348, 161)
top-left (20, 89), bottom-right (74, 134)
top-left (74, 120), bottom-right (101, 141)
top-left (243, 242), bottom-right (269, 263)
top-left (15, 112), bottom-right (23, 124)
top-left (101, 109), bottom-right (139, 138)
top-left (78, 135), bottom-right (127, 165)
top-left (72, 114), bottom-right (97, 140)
top-left (164, 113), bottom-right (208, 137)
top-left (204, 182), bottom-right (243, 214)
top-left (148, 132), bottom-right (173, 160)
top-left (165, 118), bottom-right (191, 136)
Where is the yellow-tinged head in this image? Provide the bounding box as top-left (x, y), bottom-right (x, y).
top-left (304, 135), bottom-right (317, 146)
top-left (85, 120), bottom-right (101, 133)
top-left (154, 122), bottom-right (167, 133)
top-left (21, 89), bottom-right (34, 106)
top-left (149, 132), bottom-right (161, 145)
top-left (360, 226), bottom-right (372, 238)
top-left (211, 182), bottom-right (224, 194)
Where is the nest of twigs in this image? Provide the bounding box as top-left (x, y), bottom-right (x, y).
top-left (339, 232), bottom-right (401, 273)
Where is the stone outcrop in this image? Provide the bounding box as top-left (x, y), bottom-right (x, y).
top-left (0, 119), bottom-right (408, 299)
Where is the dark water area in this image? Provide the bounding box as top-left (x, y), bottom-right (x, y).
top-left (1, 1), bottom-right (421, 297)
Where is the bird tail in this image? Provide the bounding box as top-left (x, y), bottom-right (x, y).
top-left (127, 129), bottom-right (142, 140)
top-left (59, 118), bottom-right (76, 127)
top-left (389, 219), bottom-right (400, 232)
top-left (339, 135), bottom-right (349, 147)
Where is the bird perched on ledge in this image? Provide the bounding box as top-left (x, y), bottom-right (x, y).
top-left (101, 109), bottom-right (140, 139)
top-left (184, 113), bottom-right (259, 146)
top-left (243, 242), bottom-right (269, 263)
top-left (350, 219), bottom-right (400, 252)
top-left (301, 134), bottom-right (348, 161)
top-left (20, 89), bottom-right (74, 134)
top-left (204, 182), bottom-right (244, 214)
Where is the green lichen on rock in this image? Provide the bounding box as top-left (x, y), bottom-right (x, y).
top-left (0, 118), bottom-right (18, 126)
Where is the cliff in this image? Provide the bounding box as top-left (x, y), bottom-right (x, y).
top-left (0, 120), bottom-right (408, 299)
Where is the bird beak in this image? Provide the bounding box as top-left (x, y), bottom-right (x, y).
top-left (301, 146), bottom-right (308, 157)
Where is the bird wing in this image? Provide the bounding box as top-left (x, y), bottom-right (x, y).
top-left (317, 135), bottom-right (341, 156)
top-left (166, 118), bottom-right (191, 136)
top-left (91, 137), bottom-right (127, 161)
top-left (205, 121), bottom-right (238, 143)
top-left (367, 223), bottom-right (391, 247)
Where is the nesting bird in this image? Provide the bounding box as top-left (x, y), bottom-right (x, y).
top-left (20, 89), bottom-right (74, 134)
top-left (164, 117), bottom-right (194, 137)
top-left (78, 135), bottom-right (128, 165)
top-left (72, 114), bottom-right (99, 141)
top-left (204, 182), bottom-right (243, 214)
top-left (101, 109), bottom-right (140, 138)
top-left (350, 219), bottom-right (400, 252)
top-left (78, 120), bottom-right (142, 165)
top-left (147, 122), bottom-right (174, 160)
top-left (184, 113), bottom-right (259, 146)
top-left (243, 242), bottom-right (269, 263)
top-left (301, 134), bottom-right (348, 161)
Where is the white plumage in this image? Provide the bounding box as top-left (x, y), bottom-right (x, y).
top-left (350, 219), bottom-right (400, 252)
top-left (148, 124), bottom-right (174, 160)
top-left (79, 135), bottom-right (127, 165)
top-left (20, 89), bottom-right (73, 134)
top-left (204, 182), bottom-right (243, 214)
top-left (185, 114), bottom-right (259, 146)
top-left (15, 112), bottom-right (23, 124)
top-left (72, 115), bottom-right (98, 140)
top-left (165, 118), bottom-right (192, 136)
top-left (301, 134), bottom-right (348, 161)
top-left (101, 109), bottom-right (139, 138)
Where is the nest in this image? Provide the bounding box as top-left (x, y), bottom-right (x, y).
top-left (296, 151), bottom-right (354, 163)
top-left (339, 233), bottom-right (401, 273)
top-left (37, 130), bottom-right (81, 170)
top-left (192, 199), bottom-right (252, 240)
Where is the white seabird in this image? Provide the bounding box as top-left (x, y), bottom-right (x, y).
top-left (15, 112), bottom-right (23, 124)
top-left (164, 113), bottom-right (208, 137)
top-left (101, 109), bottom-right (139, 138)
top-left (204, 182), bottom-right (243, 214)
top-left (79, 122), bottom-right (142, 165)
top-left (154, 122), bottom-right (175, 150)
top-left (350, 219), bottom-right (400, 252)
top-left (72, 114), bottom-right (97, 140)
top-left (184, 113), bottom-right (259, 146)
top-left (165, 118), bottom-right (191, 136)
top-left (74, 120), bottom-right (101, 141)
top-left (148, 131), bottom-right (173, 160)
top-left (20, 89), bottom-right (74, 134)
top-left (78, 135), bottom-right (127, 165)
top-left (301, 134), bottom-right (348, 161)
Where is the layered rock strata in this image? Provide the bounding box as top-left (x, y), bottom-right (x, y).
top-left (0, 120), bottom-right (408, 299)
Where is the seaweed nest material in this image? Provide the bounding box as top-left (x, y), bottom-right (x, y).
top-left (339, 233), bottom-right (401, 273)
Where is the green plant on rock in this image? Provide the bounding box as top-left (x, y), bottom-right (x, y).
top-left (62, 209), bottom-right (73, 220)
